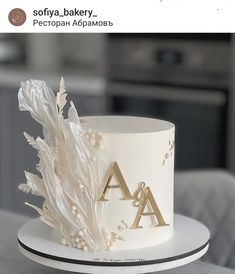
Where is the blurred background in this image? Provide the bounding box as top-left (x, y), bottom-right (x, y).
top-left (0, 33), bottom-right (235, 215)
top-left (2, 33), bottom-right (235, 270)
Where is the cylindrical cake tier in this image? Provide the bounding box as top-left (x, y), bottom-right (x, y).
top-left (82, 116), bottom-right (175, 250)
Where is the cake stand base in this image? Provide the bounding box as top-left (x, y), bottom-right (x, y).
top-left (18, 214), bottom-right (210, 274)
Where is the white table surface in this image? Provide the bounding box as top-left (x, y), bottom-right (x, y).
top-left (0, 209), bottom-right (234, 274)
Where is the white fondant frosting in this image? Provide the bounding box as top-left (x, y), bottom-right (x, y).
top-left (82, 116), bottom-right (175, 250)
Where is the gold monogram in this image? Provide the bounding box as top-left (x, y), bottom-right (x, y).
top-left (98, 162), bottom-right (168, 230)
top-left (98, 162), bottom-right (133, 201)
top-left (130, 185), bottom-right (169, 229)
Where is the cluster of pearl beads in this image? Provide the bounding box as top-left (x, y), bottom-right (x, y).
top-left (78, 183), bottom-right (84, 192)
top-left (71, 230), bottom-right (88, 251)
top-left (60, 206), bottom-right (89, 251)
top-left (71, 205), bottom-right (83, 219)
top-left (60, 233), bottom-right (88, 251)
top-left (103, 229), bottom-right (115, 250)
top-left (84, 129), bottom-right (105, 151)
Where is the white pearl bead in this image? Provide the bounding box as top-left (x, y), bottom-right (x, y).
top-left (81, 241), bottom-right (86, 246)
top-left (82, 246), bottom-right (88, 251)
top-left (90, 138), bottom-right (96, 146)
top-left (75, 237), bottom-right (80, 243)
top-left (60, 238), bottom-right (67, 245)
top-left (78, 231), bottom-right (83, 237)
top-left (77, 243), bottom-right (82, 249)
top-left (71, 205), bottom-right (77, 212)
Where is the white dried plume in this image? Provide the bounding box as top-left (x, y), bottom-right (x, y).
top-left (23, 132), bottom-right (39, 150)
top-left (18, 77), bottom-right (110, 251)
top-left (18, 183), bottom-right (31, 193)
top-left (56, 77), bottom-right (67, 116)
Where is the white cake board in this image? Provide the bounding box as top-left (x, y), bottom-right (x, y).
top-left (18, 214), bottom-right (210, 274)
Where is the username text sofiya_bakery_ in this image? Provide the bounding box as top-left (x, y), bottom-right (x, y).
top-left (32, 8), bottom-right (114, 28)
top-left (33, 8), bottom-right (95, 18)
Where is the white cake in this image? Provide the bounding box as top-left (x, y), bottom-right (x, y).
top-left (82, 116), bottom-right (175, 250)
top-left (18, 78), bottom-right (175, 252)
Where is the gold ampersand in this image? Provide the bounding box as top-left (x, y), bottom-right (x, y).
top-left (132, 182), bottom-right (146, 207)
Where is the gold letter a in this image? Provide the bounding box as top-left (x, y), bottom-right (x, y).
top-left (130, 186), bottom-right (168, 229)
top-left (98, 162), bottom-right (133, 201)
